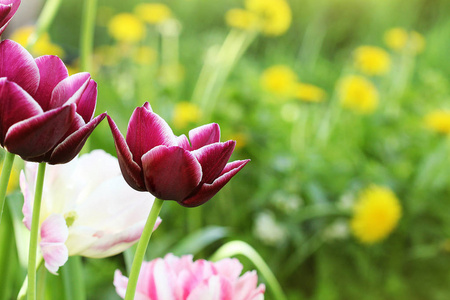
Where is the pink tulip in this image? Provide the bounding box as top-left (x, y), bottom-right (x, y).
top-left (0, 0), bottom-right (20, 36)
top-left (114, 254), bottom-right (265, 300)
top-left (0, 39), bottom-right (105, 164)
top-left (108, 102), bottom-right (249, 207)
top-left (20, 150), bottom-right (162, 274)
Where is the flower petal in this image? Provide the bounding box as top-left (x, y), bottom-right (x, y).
top-left (114, 270), bottom-right (150, 300)
top-left (192, 140), bottom-right (236, 184)
top-left (189, 123), bottom-right (220, 150)
top-left (40, 214), bottom-right (69, 274)
top-left (34, 55), bottom-right (69, 110)
top-left (48, 112), bottom-right (106, 164)
top-left (126, 105), bottom-right (177, 167)
top-left (4, 104), bottom-right (76, 159)
top-left (108, 115), bottom-right (146, 190)
top-left (180, 159), bottom-right (249, 207)
top-left (76, 79), bottom-right (97, 123)
top-left (49, 72), bottom-right (90, 109)
top-left (0, 39), bottom-right (39, 95)
top-left (0, 0), bottom-right (20, 35)
top-left (0, 78), bottom-right (43, 145)
top-left (141, 145), bottom-right (202, 201)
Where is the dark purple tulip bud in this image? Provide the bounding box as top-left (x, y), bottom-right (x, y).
top-left (0, 40), bottom-right (105, 164)
top-left (0, 0), bottom-right (20, 36)
top-left (108, 102), bottom-right (249, 207)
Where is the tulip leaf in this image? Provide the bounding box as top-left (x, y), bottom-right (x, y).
top-left (171, 226), bottom-right (230, 256)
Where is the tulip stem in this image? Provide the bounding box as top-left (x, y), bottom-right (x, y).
top-left (125, 198), bottom-right (163, 300)
top-left (27, 162), bottom-right (46, 300)
top-left (80, 0), bottom-right (98, 73)
top-left (0, 152), bottom-right (15, 226)
top-left (210, 240), bottom-right (287, 300)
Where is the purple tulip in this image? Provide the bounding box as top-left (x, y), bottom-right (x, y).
top-left (0, 39), bottom-right (106, 164)
top-left (108, 102), bottom-right (249, 207)
top-left (0, 0), bottom-right (20, 36)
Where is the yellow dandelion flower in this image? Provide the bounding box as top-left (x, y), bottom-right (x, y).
top-left (134, 3), bottom-right (171, 24)
top-left (424, 110), bottom-right (450, 135)
top-left (295, 83), bottom-right (326, 102)
top-left (245, 0), bottom-right (292, 36)
top-left (353, 46), bottom-right (391, 76)
top-left (260, 65), bottom-right (298, 98)
top-left (225, 9), bottom-right (259, 30)
top-left (11, 26), bottom-right (65, 57)
top-left (173, 101), bottom-right (202, 129)
top-left (133, 46), bottom-right (157, 65)
top-left (384, 27), bottom-right (425, 54)
top-left (350, 185), bottom-right (402, 244)
top-left (108, 13), bottom-right (145, 43)
top-left (338, 75), bottom-right (379, 114)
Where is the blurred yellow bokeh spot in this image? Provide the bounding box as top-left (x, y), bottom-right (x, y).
top-left (134, 3), bottom-right (172, 24)
top-left (424, 110), bottom-right (450, 135)
top-left (338, 75), bottom-right (379, 114)
top-left (295, 83), bottom-right (326, 102)
top-left (260, 65), bottom-right (298, 98)
top-left (108, 13), bottom-right (145, 43)
top-left (384, 27), bottom-right (425, 54)
top-left (11, 26), bottom-right (65, 58)
top-left (353, 46), bottom-right (391, 76)
top-left (225, 8), bottom-right (259, 31)
top-left (173, 101), bottom-right (202, 129)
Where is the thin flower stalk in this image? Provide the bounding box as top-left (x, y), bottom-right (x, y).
top-left (125, 198), bottom-right (164, 300)
top-left (26, 0), bottom-right (63, 49)
top-left (0, 152), bottom-right (15, 225)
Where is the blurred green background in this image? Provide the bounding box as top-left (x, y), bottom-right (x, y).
top-left (2, 0), bottom-right (450, 299)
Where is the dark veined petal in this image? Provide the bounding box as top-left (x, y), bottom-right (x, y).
top-left (76, 79), bottom-right (97, 123)
top-left (176, 134), bottom-right (191, 150)
top-left (191, 140), bottom-right (236, 184)
top-left (141, 145), bottom-right (202, 201)
top-left (0, 0), bottom-right (20, 35)
top-left (180, 159), bottom-right (249, 207)
top-left (0, 39), bottom-right (39, 95)
top-left (4, 104), bottom-right (76, 159)
top-left (48, 72), bottom-right (90, 109)
top-left (189, 123), bottom-right (221, 150)
top-left (34, 55), bottom-right (69, 110)
top-left (107, 115), bottom-right (146, 191)
top-left (48, 113), bottom-right (106, 164)
top-left (0, 4), bottom-right (12, 29)
top-left (126, 105), bottom-right (177, 167)
top-left (0, 78), bottom-right (42, 145)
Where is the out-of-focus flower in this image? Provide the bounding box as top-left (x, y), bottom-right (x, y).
top-left (253, 211), bottom-right (286, 246)
top-left (260, 65), bottom-right (298, 98)
top-left (10, 26), bottom-right (65, 58)
top-left (132, 46), bottom-right (157, 65)
top-left (384, 27), bottom-right (425, 54)
top-left (114, 253), bottom-right (265, 299)
top-left (0, 158), bottom-right (19, 193)
top-left (225, 8), bottom-right (259, 30)
top-left (20, 150), bottom-right (162, 274)
top-left (134, 3), bottom-right (171, 24)
top-left (338, 75), bottom-right (379, 114)
top-left (172, 101), bottom-right (202, 129)
top-left (108, 103), bottom-right (249, 207)
top-left (108, 13), bottom-right (145, 43)
top-left (295, 83), bottom-right (326, 102)
top-left (0, 39), bottom-right (105, 164)
top-left (350, 185), bottom-right (402, 244)
top-left (353, 46), bottom-right (391, 76)
top-left (245, 0), bottom-right (291, 36)
top-left (0, 0), bottom-right (20, 36)
top-left (424, 110), bottom-right (450, 135)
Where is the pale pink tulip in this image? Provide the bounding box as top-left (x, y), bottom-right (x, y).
top-left (114, 253), bottom-right (265, 300)
top-left (20, 150), bottom-right (161, 274)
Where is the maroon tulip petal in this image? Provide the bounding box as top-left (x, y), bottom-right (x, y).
top-left (0, 4), bottom-right (12, 27)
top-left (0, 79), bottom-right (43, 145)
top-left (0, 0), bottom-right (20, 35)
top-left (142, 101), bottom-right (152, 111)
top-left (0, 39), bottom-right (39, 95)
top-left (48, 113), bottom-right (106, 164)
top-left (126, 105), bottom-right (177, 167)
top-left (180, 159), bottom-right (250, 207)
top-left (191, 140), bottom-right (236, 184)
top-left (189, 123), bottom-right (221, 150)
top-left (76, 80), bottom-right (97, 123)
top-left (34, 55), bottom-right (69, 110)
top-left (4, 104), bottom-right (76, 159)
top-left (141, 145), bottom-right (202, 201)
top-left (176, 134), bottom-right (191, 150)
top-left (49, 72), bottom-right (90, 109)
top-left (107, 115), bottom-right (146, 191)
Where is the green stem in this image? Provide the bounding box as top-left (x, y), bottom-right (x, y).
top-left (17, 258), bottom-right (44, 300)
top-left (80, 0), bottom-right (98, 73)
top-left (0, 152), bottom-right (15, 226)
top-left (26, 0), bottom-right (63, 49)
top-left (27, 163), bottom-right (46, 300)
top-left (125, 198), bottom-right (163, 300)
top-left (61, 256), bottom-right (86, 300)
top-left (210, 240), bottom-right (287, 300)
